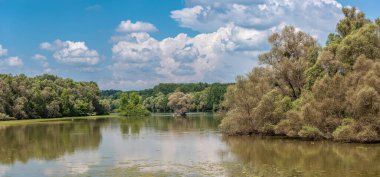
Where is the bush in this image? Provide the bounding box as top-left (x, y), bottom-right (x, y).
top-left (298, 126), bottom-right (324, 140)
top-left (332, 125), bottom-right (355, 142)
top-left (356, 126), bottom-right (380, 143)
top-left (220, 108), bottom-right (254, 135)
top-left (0, 113), bottom-right (16, 121)
top-left (274, 111), bottom-right (303, 137)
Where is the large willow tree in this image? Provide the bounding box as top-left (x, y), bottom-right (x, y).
top-left (221, 7), bottom-right (380, 143)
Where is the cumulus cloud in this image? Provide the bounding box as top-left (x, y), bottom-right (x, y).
top-left (171, 0), bottom-right (343, 43)
top-left (40, 40), bottom-right (100, 65)
top-left (7, 57), bottom-right (23, 66)
top-left (0, 44), bottom-right (23, 68)
top-left (116, 20), bottom-right (158, 33)
top-left (108, 24), bottom-right (269, 89)
top-left (102, 0), bottom-right (346, 90)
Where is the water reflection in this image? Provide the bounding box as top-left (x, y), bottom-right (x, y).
top-left (0, 118), bottom-right (108, 165)
top-left (0, 114), bottom-right (379, 176)
top-left (221, 135), bottom-right (380, 177)
top-left (119, 113), bottom-right (220, 136)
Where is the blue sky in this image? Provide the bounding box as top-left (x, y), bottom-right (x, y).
top-left (0, 0), bottom-right (379, 90)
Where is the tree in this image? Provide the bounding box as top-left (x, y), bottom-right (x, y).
top-left (47, 100), bottom-right (61, 118)
top-left (153, 92), bottom-right (168, 112)
top-left (220, 7), bottom-right (380, 142)
top-left (118, 93), bottom-right (150, 116)
top-left (258, 26), bottom-right (319, 99)
top-left (0, 74), bottom-right (109, 120)
top-left (336, 7), bottom-right (371, 37)
top-left (167, 92), bottom-right (193, 117)
top-left (143, 96), bottom-right (155, 112)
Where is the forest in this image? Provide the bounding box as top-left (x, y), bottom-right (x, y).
top-left (101, 83), bottom-right (230, 113)
top-left (0, 75), bottom-right (228, 120)
top-left (0, 74), bottom-right (110, 120)
top-left (220, 7), bottom-right (380, 143)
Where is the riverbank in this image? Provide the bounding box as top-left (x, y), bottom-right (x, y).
top-left (0, 114), bottom-right (121, 127)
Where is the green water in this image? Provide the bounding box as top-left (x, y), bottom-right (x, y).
top-left (0, 113), bottom-right (379, 176)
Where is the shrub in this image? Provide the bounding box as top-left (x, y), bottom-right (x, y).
top-left (0, 113), bottom-right (16, 121)
top-left (274, 111), bottom-right (303, 137)
top-left (298, 126), bottom-right (324, 140)
top-left (356, 126), bottom-right (380, 143)
top-left (333, 125), bottom-right (354, 142)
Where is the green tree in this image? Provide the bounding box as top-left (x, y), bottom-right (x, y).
top-left (168, 92), bottom-right (193, 117)
top-left (258, 26), bottom-right (319, 99)
top-left (153, 92), bottom-right (168, 112)
top-left (118, 93), bottom-right (150, 116)
top-left (220, 7), bottom-right (380, 143)
top-left (336, 7), bottom-right (371, 37)
top-left (0, 74), bottom-right (109, 120)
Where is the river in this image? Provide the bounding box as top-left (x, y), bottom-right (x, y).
top-left (0, 113), bottom-right (379, 176)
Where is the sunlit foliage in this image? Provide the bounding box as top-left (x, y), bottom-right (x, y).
top-left (168, 91), bottom-right (193, 116)
top-left (118, 92), bottom-right (150, 116)
top-left (0, 74), bottom-right (109, 119)
top-left (221, 7), bottom-right (380, 142)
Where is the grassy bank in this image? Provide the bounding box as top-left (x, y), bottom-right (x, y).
top-left (0, 114), bottom-right (121, 127)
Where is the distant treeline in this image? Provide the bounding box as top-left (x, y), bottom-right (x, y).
top-left (101, 83), bottom-right (232, 113)
top-left (0, 74), bottom-right (110, 120)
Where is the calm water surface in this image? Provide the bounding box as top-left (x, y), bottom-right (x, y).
top-left (0, 113), bottom-right (379, 176)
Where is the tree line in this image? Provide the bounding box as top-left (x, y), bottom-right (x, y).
top-left (220, 7), bottom-right (380, 143)
top-left (0, 74), bottom-right (110, 120)
top-left (101, 83), bottom-right (230, 114)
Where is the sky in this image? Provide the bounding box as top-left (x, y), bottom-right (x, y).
top-left (0, 0), bottom-right (379, 90)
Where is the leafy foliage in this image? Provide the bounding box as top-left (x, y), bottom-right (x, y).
top-left (0, 74), bottom-right (109, 119)
top-left (118, 93), bottom-right (150, 116)
top-left (168, 92), bottom-right (193, 116)
top-left (103, 83), bottom-right (229, 113)
top-left (221, 7), bottom-right (380, 143)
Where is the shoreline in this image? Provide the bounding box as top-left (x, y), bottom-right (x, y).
top-left (0, 114), bottom-right (121, 127)
top-left (222, 132), bottom-right (380, 144)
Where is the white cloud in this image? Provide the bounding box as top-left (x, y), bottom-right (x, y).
top-left (41, 40), bottom-right (100, 65)
top-left (80, 67), bottom-right (102, 73)
top-left (112, 32), bottom-right (160, 62)
top-left (33, 54), bottom-right (47, 61)
top-left (40, 42), bottom-right (52, 50)
top-left (108, 24), bottom-right (268, 90)
top-left (171, 0), bottom-right (343, 43)
top-left (106, 0), bottom-right (345, 90)
top-left (116, 20), bottom-right (158, 33)
top-left (33, 54), bottom-right (52, 72)
top-left (0, 45), bottom-right (8, 57)
top-left (0, 44), bottom-right (23, 68)
top-left (7, 56), bottom-right (23, 66)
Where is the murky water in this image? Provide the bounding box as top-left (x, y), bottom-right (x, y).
top-left (0, 113), bottom-right (379, 176)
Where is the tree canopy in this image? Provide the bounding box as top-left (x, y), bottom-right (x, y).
top-left (0, 74), bottom-right (110, 120)
top-left (220, 7), bottom-right (380, 143)
top-left (102, 82), bottom-right (230, 113)
top-left (118, 92), bottom-right (150, 116)
top-left (168, 92), bottom-right (193, 116)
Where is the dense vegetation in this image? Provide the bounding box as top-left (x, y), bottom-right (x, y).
top-left (167, 91), bottom-right (194, 116)
top-left (102, 83), bottom-right (230, 113)
top-left (118, 92), bottom-right (150, 116)
top-left (221, 7), bottom-right (380, 143)
top-left (0, 74), bottom-right (110, 120)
